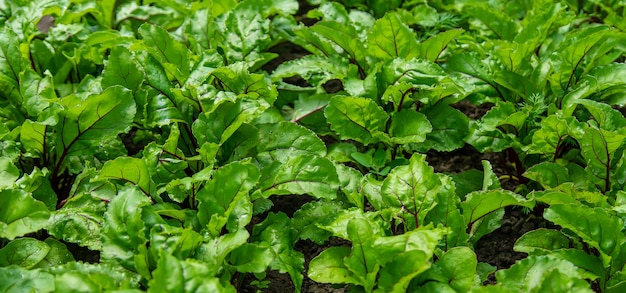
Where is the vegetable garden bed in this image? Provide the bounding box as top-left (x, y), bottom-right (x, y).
top-left (2, 0), bottom-right (626, 292)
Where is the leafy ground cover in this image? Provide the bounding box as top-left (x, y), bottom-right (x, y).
top-left (2, 0), bottom-right (626, 292)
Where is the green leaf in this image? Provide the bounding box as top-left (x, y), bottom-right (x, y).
top-left (19, 69), bottom-right (58, 120)
top-left (549, 27), bottom-right (614, 94)
top-left (149, 252), bottom-right (235, 293)
top-left (308, 246), bottom-right (360, 285)
top-left (424, 175), bottom-right (468, 248)
top-left (514, 228), bottom-right (571, 254)
top-left (292, 201), bottom-right (345, 244)
top-left (464, 4), bottom-right (519, 40)
top-left (0, 28), bottom-right (28, 93)
top-left (0, 266), bottom-right (54, 293)
top-left (101, 186), bottom-right (151, 271)
top-left (216, 6), bottom-right (271, 63)
top-left (0, 238), bottom-right (50, 268)
top-left (462, 189), bottom-right (534, 226)
top-left (193, 98), bottom-right (266, 146)
top-left (562, 64), bottom-right (626, 114)
top-left (309, 21), bottom-right (367, 70)
top-left (496, 255), bottom-right (585, 291)
top-left (524, 163), bottom-right (571, 189)
top-left (194, 229), bottom-right (249, 275)
top-left (544, 204), bottom-right (625, 261)
top-left (272, 54), bottom-right (352, 89)
top-left (20, 120), bottom-right (47, 157)
top-left (580, 127), bottom-right (625, 191)
top-left (381, 154), bottom-right (443, 230)
top-left (0, 157), bottom-right (19, 190)
top-left (196, 160), bottom-right (260, 235)
top-left (419, 29), bottom-right (464, 62)
top-left (377, 58), bottom-right (447, 92)
top-left (319, 208), bottom-right (387, 240)
top-left (212, 62), bottom-right (277, 103)
top-left (325, 96), bottom-right (388, 145)
top-left (0, 237), bottom-right (73, 269)
top-left (149, 225), bottom-right (204, 260)
top-left (416, 247), bottom-right (477, 292)
top-left (251, 212), bottom-right (305, 292)
top-left (377, 250), bottom-right (431, 293)
top-left (367, 12), bottom-right (419, 61)
top-left (420, 104), bottom-right (470, 152)
top-left (388, 110), bottom-right (432, 144)
top-left (373, 227), bottom-right (446, 266)
top-left (98, 157), bottom-right (155, 197)
top-left (37, 238), bottom-right (75, 269)
top-left (47, 193), bottom-right (106, 250)
top-left (534, 269), bottom-right (594, 293)
top-left (445, 52), bottom-right (495, 87)
top-left (102, 46), bottom-right (144, 90)
top-left (55, 86), bottom-right (136, 171)
top-left (577, 99), bottom-right (626, 132)
top-left (49, 262), bottom-right (141, 291)
top-left (0, 189), bottom-right (50, 240)
top-left (230, 243), bottom-right (273, 273)
top-left (527, 115), bottom-right (585, 156)
top-left (220, 123), bottom-right (259, 163)
top-left (138, 23), bottom-right (190, 84)
top-left (344, 219), bottom-right (379, 292)
top-left (255, 122), bottom-right (326, 163)
top-left (260, 154), bottom-right (340, 199)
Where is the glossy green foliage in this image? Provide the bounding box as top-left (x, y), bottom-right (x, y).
top-left (2, 0), bottom-right (626, 291)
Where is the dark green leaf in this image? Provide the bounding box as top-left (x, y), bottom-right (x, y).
top-left (325, 96), bottom-right (388, 145)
